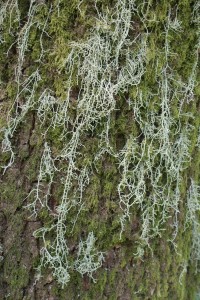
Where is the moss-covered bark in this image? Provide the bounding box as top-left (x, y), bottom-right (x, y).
top-left (0, 0), bottom-right (200, 299)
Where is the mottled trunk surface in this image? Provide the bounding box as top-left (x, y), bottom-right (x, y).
top-left (0, 0), bottom-right (200, 299)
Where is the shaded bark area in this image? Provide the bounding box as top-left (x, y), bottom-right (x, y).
top-left (0, 133), bottom-right (197, 300)
top-left (0, 0), bottom-right (200, 299)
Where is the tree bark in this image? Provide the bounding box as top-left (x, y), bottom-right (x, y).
top-left (0, 0), bottom-right (200, 299)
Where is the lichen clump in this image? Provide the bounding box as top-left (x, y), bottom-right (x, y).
top-left (0, 0), bottom-right (200, 291)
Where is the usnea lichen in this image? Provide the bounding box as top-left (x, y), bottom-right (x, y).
top-left (1, 0), bottom-right (200, 291)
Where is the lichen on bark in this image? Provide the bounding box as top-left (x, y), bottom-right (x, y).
top-left (0, 0), bottom-right (200, 299)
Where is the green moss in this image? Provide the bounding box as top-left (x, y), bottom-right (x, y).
top-left (0, 0), bottom-right (200, 298)
top-left (3, 243), bottom-right (29, 299)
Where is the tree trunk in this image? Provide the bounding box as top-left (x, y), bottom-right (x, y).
top-left (0, 0), bottom-right (200, 299)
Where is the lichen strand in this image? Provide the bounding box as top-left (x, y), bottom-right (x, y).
top-left (0, 0), bottom-right (200, 299)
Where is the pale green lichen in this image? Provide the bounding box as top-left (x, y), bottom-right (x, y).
top-left (0, 0), bottom-right (200, 296)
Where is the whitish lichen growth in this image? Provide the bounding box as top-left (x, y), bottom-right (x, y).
top-left (117, 4), bottom-right (200, 249)
top-left (1, 0), bottom-right (200, 290)
top-left (74, 232), bottom-right (104, 281)
top-left (186, 180), bottom-right (200, 272)
top-left (0, 0), bottom-right (19, 43)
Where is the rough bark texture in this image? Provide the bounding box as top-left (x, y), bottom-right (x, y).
top-left (0, 0), bottom-right (200, 299)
